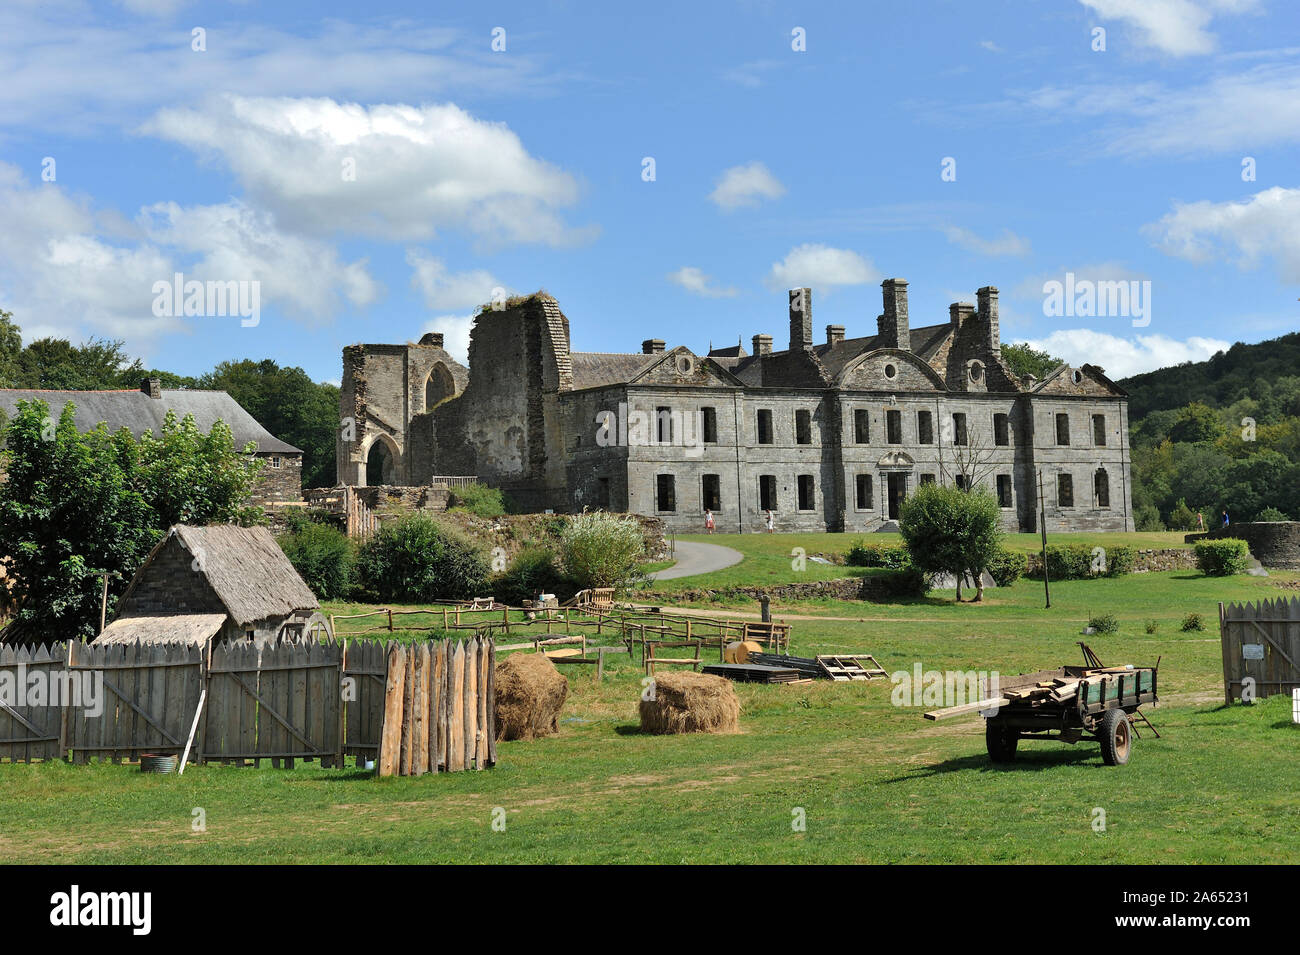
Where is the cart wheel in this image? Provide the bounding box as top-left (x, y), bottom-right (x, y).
top-left (986, 721), bottom-right (1019, 763)
top-left (1099, 709), bottom-right (1132, 766)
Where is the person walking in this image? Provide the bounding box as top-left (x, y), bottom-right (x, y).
top-left (1197, 511), bottom-right (1205, 531)
top-left (1222, 509), bottom-right (1230, 527)
top-left (704, 509), bottom-right (715, 534)
top-left (765, 508), bottom-right (775, 533)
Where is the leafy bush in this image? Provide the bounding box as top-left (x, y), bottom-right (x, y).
top-left (862, 566), bottom-right (932, 600)
top-left (1038, 543), bottom-right (1132, 580)
top-left (899, 483), bottom-right (1003, 602)
top-left (1255, 506), bottom-right (1288, 522)
top-left (1193, 539), bottom-right (1250, 576)
top-left (1144, 619), bottom-right (1159, 634)
top-left (355, 515), bottom-right (490, 602)
top-left (560, 511), bottom-right (645, 590)
top-left (986, 546), bottom-right (1025, 587)
top-left (1134, 503), bottom-right (1165, 532)
top-left (1088, 613), bottom-right (1119, 634)
top-left (493, 545), bottom-right (574, 606)
top-left (845, 540), bottom-right (910, 569)
top-left (278, 520), bottom-right (355, 600)
top-left (1180, 612), bottom-right (1206, 632)
top-left (1167, 498), bottom-right (1199, 532)
top-left (447, 482), bottom-right (509, 518)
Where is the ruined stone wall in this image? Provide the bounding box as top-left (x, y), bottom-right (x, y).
top-left (119, 538), bottom-right (225, 616)
top-left (1191, 522), bottom-right (1300, 569)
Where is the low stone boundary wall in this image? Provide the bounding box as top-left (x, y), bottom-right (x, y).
top-left (1186, 522), bottom-right (1300, 569)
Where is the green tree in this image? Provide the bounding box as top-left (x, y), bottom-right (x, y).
top-left (1168, 401), bottom-right (1227, 444)
top-left (136, 410), bottom-right (265, 528)
top-left (560, 512), bottom-right (646, 591)
top-left (899, 482), bottom-right (1002, 602)
top-left (199, 359), bottom-right (340, 490)
top-left (355, 514), bottom-right (490, 602)
top-left (0, 401), bottom-right (158, 642)
top-left (1001, 342), bottom-right (1063, 381)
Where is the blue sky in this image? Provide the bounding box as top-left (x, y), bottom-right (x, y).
top-left (2, 0), bottom-right (1298, 384)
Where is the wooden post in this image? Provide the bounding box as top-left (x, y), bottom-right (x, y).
top-left (58, 641), bottom-right (73, 761)
top-left (99, 573), bottom-right (109, 634)
top-left (1038, 468), bottom-right (1051, 609)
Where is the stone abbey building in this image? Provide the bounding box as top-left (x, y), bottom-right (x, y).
top-left (337, 280), bottom-right (1134, 533)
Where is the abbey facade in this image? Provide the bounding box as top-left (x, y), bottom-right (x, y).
top-left (337, 280), bottom-right (1134, 533)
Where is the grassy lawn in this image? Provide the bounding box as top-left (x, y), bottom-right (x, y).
top-left (2, 554), bottom-right (1299, 863)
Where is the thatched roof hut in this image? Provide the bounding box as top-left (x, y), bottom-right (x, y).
top-left (96, 524), bottom-right (320, 646)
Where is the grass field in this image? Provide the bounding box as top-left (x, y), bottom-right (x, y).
top-left (2, 532), bottom-right (1298, 864)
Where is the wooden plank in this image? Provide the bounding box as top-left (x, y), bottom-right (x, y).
top-left (923, 697), bottom-right (1010, 721)
top-left (475, 638), bottom-right (488, 770)
top-left (447, 642), bottom-right (465, 772)
top-left (378, 643), bottom-right (407, 776)
top-left (486, 640), bottom-right (497, 767)
top-left (433, 641), bottom-right (445, 771)
top-left (465, 638), bottom-right (478, 771)
top-left (411, 643), bottom-right (429, 776)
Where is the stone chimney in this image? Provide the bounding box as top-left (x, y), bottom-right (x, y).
top-left (977, 285), bottom-right (1001, 357)
top-left (752, 334), bottom-right (773, 356)
top-left (826, 325), bottom-right (845, 346)
top-left (880, 279), bottom-right (910, 351)
top-left (641, 339), bottom-right (665, 354)
top-left (418, 332), bottom-right (444, 348)
top-left (788, 288), bottom-right (812, 350)
top-left (140, 377), bottom-right (161, 399)
top-left (949, 302), bottom-right (975, 326)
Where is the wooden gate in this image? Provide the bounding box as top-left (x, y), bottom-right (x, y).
top-left (0, 644), bottom-right (64, 762)
top-left (1220, 598), bottom-right (1300, 703)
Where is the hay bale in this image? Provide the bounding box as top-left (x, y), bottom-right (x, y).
top-left (639, 671), bottom-right (739, 735)
top-left (494, 653), bottom-right (568, 741)
top-left (723, 639), bottom-right (763, 664)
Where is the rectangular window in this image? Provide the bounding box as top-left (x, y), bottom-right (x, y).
top-left (759, 474), bottom-right (777, 511)
top-left (656, 473), bottom-right (676, 512)
top-left (917, 410), bottom-right (933, 445)
top-left (795, 409), bottom-right (813, 445)
top-left (855, 474), bottom-right (873, 510)
top-left (1056, 413), bottom-right (1070, 446)
top-left (920, 473), bottom-right (936, 485)
top-left (955, 474), bottom-right (970, 492)
top-left (596, 476), bottom-right (611, 508)
top-left (1058, 473), bottom-right (1074, 508)
top-left (1095, 469), bottom-right (1110, 508)
top-left (996, 474), bottom-right (1012, 508)
top-left (656, 406), bottom-right (672, 444)
top-left (797, 474), bottom-right (815, 511)
top-left (1092, 414), bottom-right (1106, 447)
top-left (702, 406), bottom-right (718, 443)
top-left (952, 413), bottom-right (968, 446)
top-left (854, 409), bottom-right (870, 444)
top-left (757, 409), bottom-right (773, 444)
top-left (702, 474), bottom-right (722, 512)
top-left (993, 413), bottom-right (1009, 447)
top-left (886, 409), bottom-right (902, 444)
top-left (271, 455), bottom-right (282, 469)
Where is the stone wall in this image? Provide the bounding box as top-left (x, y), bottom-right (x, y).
top-left (254, 452), bottom-right (302, 505)
top-left (1187, 522), bottom-right (1300, 569)
top-left (439, 511), bottom-right (669, 562)
top-left (119, 538), bottom-right (225, 616)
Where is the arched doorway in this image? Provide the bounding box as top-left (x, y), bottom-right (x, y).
top-left (424, 362), bottom-right (455, 411)
top-left (365, 434), bottom-right (399, 486)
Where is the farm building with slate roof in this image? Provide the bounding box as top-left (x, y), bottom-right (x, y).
top-left (0, 378), bottom-right (302, 504)
top-left (96, 524), bottom-right (320, 646)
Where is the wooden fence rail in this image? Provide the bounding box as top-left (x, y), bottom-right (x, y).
top-left (0, 636), bottom-right (495, 771)
top-left (1220, 598), bottom-right (1300, 703)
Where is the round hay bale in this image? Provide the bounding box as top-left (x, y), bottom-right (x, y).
top-left (723, 639), bottom-right (763, 664)
top-left (639, 671), bottom-right (739, 735)
top-left (494, 652), bottom-right (568, 741)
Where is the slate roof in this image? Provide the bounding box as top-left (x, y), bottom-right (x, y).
top-left (0, 388), bottom-right (301, 454)
top-left (569, 352), bottom-right (654, 390)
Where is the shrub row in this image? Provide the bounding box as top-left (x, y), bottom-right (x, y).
top-left (1030, 543), bottom-right (1135, 580)
top-left (1193, 539), bottom-right (1250, 576)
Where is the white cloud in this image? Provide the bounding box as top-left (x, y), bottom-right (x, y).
top-left (407, 250), bottom-right (504, 311)
top-left (1011, 261), bottom-right (1149, 301)
top-left (667, 266), bottom-right (738, 299)
top-left (979, 40), bottom-right (1004, 53)
top-left (0, 14), bottom-right (556, 133)
top-left (143, 95), bottom-right (593, 247)
top-left (765, 244), bottom-right (877, 291)
top-left (421, 315), bottom-right (474, 365)
top-left (943, 226), bottom-right (1031, 257)
top-left (1144, 186), bottom-right (1300, 282)
top-left (1023, 328), bottom-right (1230, 378)
top-left (1078, 0), bottom-right (1260, 57)
top-left (0, 163), bottom-right (378, 347)
top-left (114, 0), bottom-right (188, 14)
top-left (708, 162), bottom-right (786, 211)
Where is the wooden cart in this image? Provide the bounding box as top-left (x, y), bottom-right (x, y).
top-left (926, 643), bottom-right (1160, 766)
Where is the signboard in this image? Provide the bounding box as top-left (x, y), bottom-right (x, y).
top-left (1242, 643), bottom-right (1265, 661)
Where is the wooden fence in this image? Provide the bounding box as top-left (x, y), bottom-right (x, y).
top-left (0, 637), bottom-right (493, 769)
top-left (1219, 598), bottom-right (1300, 703)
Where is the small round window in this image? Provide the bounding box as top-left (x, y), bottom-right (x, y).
top-left (676, 355), bottom-right (696, 376)
top-left (969, 361), bottom-right (984, 383)
top-left (884, 363), bottom-right (898, 379)
top-left (1072, 369), bottom-right (1083, 384)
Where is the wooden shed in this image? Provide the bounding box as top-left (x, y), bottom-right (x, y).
top-left (96, 524), bottom-right (322, 646)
